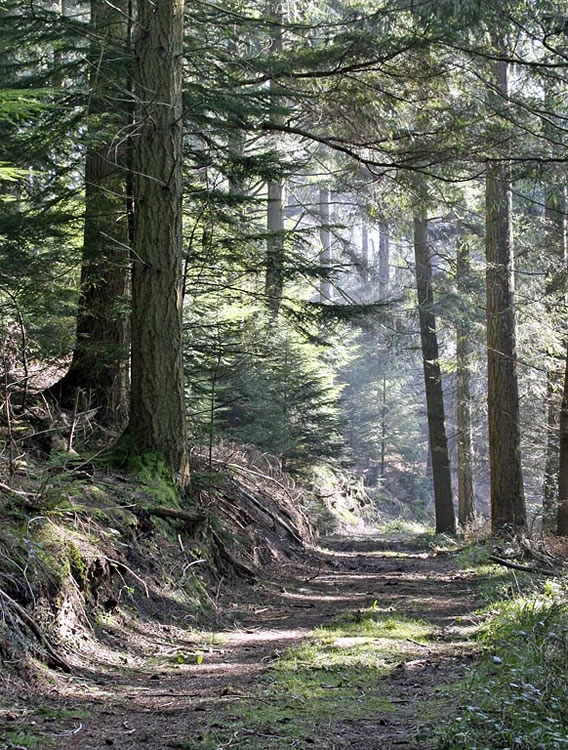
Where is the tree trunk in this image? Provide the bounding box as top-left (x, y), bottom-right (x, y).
top-left (414, 210), bottom-right (456, 534)
top-left (485, 154), bottom-right (525, 530)
top-left (360, 224), bottom-right (369, 281)
top-left (557, 348), bottom-right (568, 534)
top-left (126, 0), bottom-right (189, 486)
top-left (50, 0), bottom-right (130, 424)
top-left (319, 186), bottom-right (332, 302)
top-left (264, 2), bottom-right (284, 316)
top-left (456, 238), bottom-right (476, 527)
top-left (543, 187), bottom-right (567, 530)
top-left (378, 219), bottom-right (390, 297)
top-left (266, 180), bottom-right (285, 314)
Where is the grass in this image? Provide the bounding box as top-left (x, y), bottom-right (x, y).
top-left (379, 517), bottom-right (432, 535)
top-left (182, 606), bottom-right (432, 750)
top-left (435, 549), bottom-right (568, 750)
top-left (1, 730), bottom-right (54, 748)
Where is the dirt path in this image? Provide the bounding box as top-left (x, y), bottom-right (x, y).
top-left (1, 534), bottom-right (481, 750)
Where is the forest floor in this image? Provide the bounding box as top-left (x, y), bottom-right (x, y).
top-left (0, 532), bottom-right (484, 750)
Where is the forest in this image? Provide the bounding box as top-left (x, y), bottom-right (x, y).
top-left (2, 0), bottom-right (568, 748)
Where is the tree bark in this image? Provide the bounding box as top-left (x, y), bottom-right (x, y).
top-left (557, 348), bottom-right (568, 534)
top-left (379, 218), bottom-right (390, 296)
top-left (456, 238), bottom-right (476, 527)
top-left (543, 187), bottom-right (567, 529)
top-left (126, 0), bottom-right (189, 486)
top-left (361, 224), bottom-right (369, 281)
top-left (414, 210), bottom-right (456, 534)
top-left (50, 0), bottom-right (130, 425)
top-left (319, 186), bottom-right (332, 302)
top-left (485, 165), bottom-right (525, 530)
top-left (264, 2), bottom-right (285, 316)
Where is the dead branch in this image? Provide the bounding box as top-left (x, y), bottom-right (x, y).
top-left (488, 555), bottom-right (558, 575)
top-left (144, 506), bottom-right (206, 528)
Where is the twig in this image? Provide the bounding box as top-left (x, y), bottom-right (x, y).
top-left (106, 558), bottom-right (150, 597)
top-left (67, 389), bottom-right (81, 453)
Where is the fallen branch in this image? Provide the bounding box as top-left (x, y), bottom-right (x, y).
top-left (488, 555), bottom-right (557, 575)
top-left (144, 506), bottom-right (206, 527)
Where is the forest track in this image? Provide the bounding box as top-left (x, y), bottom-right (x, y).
top-left (0, 533), bottom-right (481, 750)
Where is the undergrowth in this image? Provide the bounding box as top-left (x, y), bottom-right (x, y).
top-left (437, 576), bottom-right (568, 749)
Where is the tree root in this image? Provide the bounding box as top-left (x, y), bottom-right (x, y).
top-left (0, 587), bottom-right (72, 672)
top-left (210, 530), bottom-right (256, 582)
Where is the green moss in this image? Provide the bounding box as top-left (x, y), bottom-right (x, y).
top-left (67, 542), bottom-right (87, 592)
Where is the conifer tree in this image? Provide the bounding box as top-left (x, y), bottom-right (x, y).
top-left (124, 0), bottom-right (189, 486)
top-left (485, 54), bottom-right (525, 532)
top-left (414, 198), bottom-right (456, 534)
top-left (51, 0), bottom-right (130, 425)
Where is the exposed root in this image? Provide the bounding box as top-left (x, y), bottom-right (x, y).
top-left (0, 587), bottom-right (72, 672)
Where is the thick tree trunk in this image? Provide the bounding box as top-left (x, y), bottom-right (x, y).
top-left (319, 186), bottom-right (332, 302)
top-left (543, 187), bottom-right (567, 530)
top-left (126, 0), bottom-right (189, 486)
top-left (456, 238), bottom-right (476, 527)
top-left (485, 166), bottom-right (525, 530)
top-left (485, 56), bottom-right (525, 533)
top-left (414, 211), bottom-right (456, 534)
top-left (51, 0), bottom-right (130, 424)
top-left (264, 3), bottom-right (285, 316)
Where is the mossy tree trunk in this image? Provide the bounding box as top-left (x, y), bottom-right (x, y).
top-left (125, 0), bottom-right (189, 487)
top-left (52, 0), bottom-right (130, 425)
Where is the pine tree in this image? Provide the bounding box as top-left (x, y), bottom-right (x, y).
top-left (124, 0), bottom-right (189, 485)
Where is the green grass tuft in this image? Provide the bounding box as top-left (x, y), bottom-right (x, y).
top-left (436, 585), bottom-right (568, 749)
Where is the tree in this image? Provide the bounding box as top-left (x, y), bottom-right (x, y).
top-left (485, 55), bottom-right (525, 532)
top-left (51, 0), bottom-right (130, 425)
top-left (319, 186), bottom-right (332, 302)
top-left (455, 237), bottom-right (476, 526)
top-left (413, 189), bottom-right (456, 534)
top-left (124, 0), bottom-right (189, 486)
top-left (264, 0), bottom-right (285, 316)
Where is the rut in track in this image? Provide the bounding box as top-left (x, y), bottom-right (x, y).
top-left (1, 534), bottom-right (482, 750)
